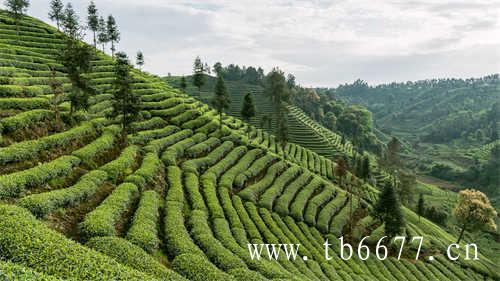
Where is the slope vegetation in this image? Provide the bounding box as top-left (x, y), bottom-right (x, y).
top-left (0, 11), bottom-right (497, 281)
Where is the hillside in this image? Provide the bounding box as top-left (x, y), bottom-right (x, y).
top-left (331, 78), bottom-right (499, 197)
top-left (0, 10), bottom-right (498, 281)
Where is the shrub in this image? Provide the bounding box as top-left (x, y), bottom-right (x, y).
top-left (144, 129), bottom-right (193, 155)
top-left (289, 177), bottom-right (323, 221)
top-left (0, 97), bottom-right (50, 110)
top-left (0, 204), bottom-right (156, 280)
top-left (126, 190), bottom-right (160, 253)
top-left (18, 170), bottom-right (108, 217)
top-left (0, 109), bottom-right (53, 133)
top-left (185, 137), bottom-right (220, 158)
top-left (258, 166), bottom-right (302, 210)
top-left (72, 125), bottom-right (120, 166)
top-left (274, 173), bottom-right (311, 216)
top-left (86, 236), bottom-right (187, 280)
top-left (0, 122), bottom-right (95, 165)
top-left (164, 201), bottom-right (203, 257)
top-left (160, 133), bottom-right (207, 166)
top-left (182, 141), bottom-right (234, 175)
top-left (0, 260), bottom-right (62, 281)
top-left (99, 145), bottom-right (140, 182)
top-left (238, 161), bottom-right (287, 203)
top-left (172, 254), bottom-right (235, 281)
top-left (124, 152), bottom-right (163, 190)
top-left (130, 117), bottom-right (167, 132)
top-left (79, 182), bottom-right (139, 239)
top-left (0, 155), bottom-right (81, 199)
top-left (129, 125), bottom-right (179, 145)
top-left (234, 154), bottom-right (278, 188)
top-left (304, 185), bottom-right (336, 225)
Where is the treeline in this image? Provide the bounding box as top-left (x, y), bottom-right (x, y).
top-left (212, 62), bottom-right (265, 85)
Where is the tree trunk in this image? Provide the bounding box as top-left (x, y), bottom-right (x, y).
top-left (219, 111), bottom-right (223, 135)
top-left (456, 224), bottom-right (466, 244)
top-left (93, 32), bottom-right (97, 48)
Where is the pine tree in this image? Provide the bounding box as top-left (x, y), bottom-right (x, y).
top-left (61, 3), bottom-right (81, 39)
top-left (417, 193), bottom-right (425, 223)
top-left (212, 75), bottom-right (230, 135)
top-left (109, 52), bottom-right (140, 145)
top-left (362, 156), bottom-right (370, 181)
top-left (265, 67), bottom-right (289, 147)
top-left (136, 51), bottom-right (144, 69)
top-left (87, 1), bottom-right (99, 48)
top-left (241, 93), bottom-right (256, 137)
top-left (373, 183), bottom-right (405, 238)
top-left (180, 76), bottom-right (187, 92)
top-left (49, 66), bottom-right (63, 130)
top-left (48, 0), bottom-right (63, 30)
top-left (97, 16), bottom-right (108, 52)
top-left (5, 0), bottom-right (30, 36)
top-left (106, 15), bottom-right (120, 57)
top-left (59, 38), bottom-right (95, 122)
top-left (192, 56), bottom-right (205, 92)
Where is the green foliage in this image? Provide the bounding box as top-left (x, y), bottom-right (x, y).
top-left (87, 1), bottom-right (99, 47)
top-left (72, 125), bottom-right (120, 165)
top-left (0, 204), bottom-right (154, 280)
top-left (172, 254), bottom-right (236, 281)
top-left (0, 260), bottom-right (62, 281)
top-left (124, 152), bottom-right (162, 190)
top-left (86, 236), bottom-right (187, 280)
top-left (126, 190), bottom-right (160, 252)
top-left (0, 109), bottom-right (53, 133)
top-left (106, 15), bottom-right (119, 56)
top-left (109, 52), bottom-right (141, 138)
top-left (79, 182), bottom-right (138, 239)
top-left (18, 170), bottom-right (108, 217)
top-left (373, 183), bottom-right (405, 237)
top-left (48, 0), bottom-right (63, 30)
top-left (99, 145), bottom-right (140, 182)
top-left (0, 155), bottom-right (80, 199)
top-left (192, 56), bottom-right (206, 91)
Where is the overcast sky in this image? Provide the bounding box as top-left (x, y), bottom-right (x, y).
top-left (15, 0), bottom-right (500, 87)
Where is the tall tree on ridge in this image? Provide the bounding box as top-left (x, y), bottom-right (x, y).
top-left (417, 193), bottom-right (425, 223)
top-left (241, 92), bottom-right (256, 137)
top-left (180, 76), bottom-right (187, 92)
top-left (48, 0), bottom-right (63, 31)
top-left (109, 52), bottom-right (141, 145)
top-left (5, 0), bottom-right (30, 36)
top-left (49, 66), bottom-right (63, 130)
top-left (106, 15), bottom-right (120, 57)
top-left (61, 3), bottom-right (81, 39)
top-left (192, 56), bottom-right (205, 93)
top-left (373, 183), bottom-right (405, 238)
top-left (97, 16), bottom-right (108, 52)
top-left (136, 51), bottom-right (144, 69)
top-left (87, 1), bottom-right (99, 48)
top-left (212, 75), bottom-right (230, 135)
top-left (264, 67), bottom-right (289, 148)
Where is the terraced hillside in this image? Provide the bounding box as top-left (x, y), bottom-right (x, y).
top-left (166, 76), bottom-right (354, 160)
top-left (0, 11), bottom-right (498, 281)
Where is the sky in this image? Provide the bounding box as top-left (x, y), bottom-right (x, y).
top-left (12, 0), bottom-right (500, 87)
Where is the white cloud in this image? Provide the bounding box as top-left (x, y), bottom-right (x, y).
top-left (13, 0), bottom-right (500, 86)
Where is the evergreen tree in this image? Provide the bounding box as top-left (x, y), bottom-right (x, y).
top-left (5, 0), bottom-right (30, 36)
top-left (362, 156), bottom-right (370, 181)
top-left (334, 157), bottom-right (348, 188)
top-left (106, 15), bottom-right (120, 57)
top-left (48, 0), bottom-right (63, 31)
top-left (136, 51), bottom-right (144, 69)
top-left (212, 75), bottom-right (230, 135)
top-left (417, 193), bottom-right (425, 223)
top-left (180, 76), bottom-right (187, 92)
top-left (373, 183), bottom-right (405, 238)
top-left (97, 16), bottom-right (108, 52)
top-left (241, 93), bottom-right (256, 137)
top-left (264, 67), bottom-right (289, 146)
top-left (192, 56), bottom-right (205, 92)
top-left (61, 3), bottom-right (81, 39)
top-left (109, 52), bottom-right (140, 145)
top-left (87, 1), bottom-right (99, 48)
top-left (59, 38), bottom-right (95, 122)
top-left (49, 66), bottom-right (63, 130)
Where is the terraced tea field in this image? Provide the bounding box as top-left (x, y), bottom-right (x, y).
top-left (0, 11), bottom-right (498, 281)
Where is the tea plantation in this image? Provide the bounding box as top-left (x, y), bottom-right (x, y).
top-left (0, 11), bottom-right (498, 281)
